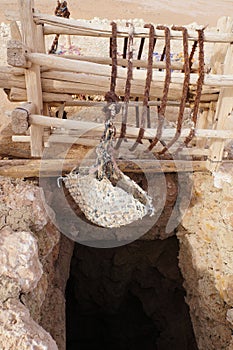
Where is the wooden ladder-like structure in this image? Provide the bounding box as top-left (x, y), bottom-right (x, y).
top-left (1, 0), bottom-right (233, 177)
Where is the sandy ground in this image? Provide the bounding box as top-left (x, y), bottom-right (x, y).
top-left (1, 0), bottom-right (232, 26)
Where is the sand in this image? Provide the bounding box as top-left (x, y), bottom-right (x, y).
top-left (1, 0), bottom-right (232, 26)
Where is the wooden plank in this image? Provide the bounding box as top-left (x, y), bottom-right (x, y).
top-left (18, 0), bottom-right (44, 157)
top-left (208, 17), bottom-right (233, 171)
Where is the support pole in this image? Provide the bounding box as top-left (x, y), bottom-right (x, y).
top-left (18, 0), bottom-right (44, 157)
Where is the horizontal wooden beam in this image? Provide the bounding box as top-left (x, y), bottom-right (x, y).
top-left (26, 52), bottom-right (233, 87)
top-left (33, 13), bottom-right (233, 43)
top-left (59, 54), bottom-right (207, 72)
top-left (28, 114), bottom-right (233, 140)
top-left (0, 158), bottom-right (208, 178)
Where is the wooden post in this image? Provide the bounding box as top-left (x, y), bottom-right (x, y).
top-left (207, 17), bottom-right (233, 171)
top-left (18, 0), bottom-right (44, 157)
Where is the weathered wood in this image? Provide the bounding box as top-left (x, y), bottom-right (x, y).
top-left (10, 21), bottom-right (22, 41)
top-left (27, 114), bottom-right (233, 141)
top-left (33, 13), bottom-right (233, 43)
top-left (12, 135), bottom-right (31, 142)
top-left (208, 17), bottom-right (233, 171)
top-left (11, 102), bottom-right (36, 134)
top-left (18, 0), bottom-right (44, 157)
top-left (48, 100), bottom-right (212, 109)
top-left (59, 54), bottom-right (207, 72)
top-left (6, 87), bottom-right (74, 103)
top-left (0, 158), bottom-right (208, 178)
top-left (7, 40), bottom-right (31, 68)
top-left (27, 52), bottom-right (233, 87)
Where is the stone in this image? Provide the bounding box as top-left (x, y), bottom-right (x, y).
top-left (178, 172), bottom-right (233, 350)
top-left (0, 299), bottom-right (58, 350)
top-left (0, 226), bottom-right (43, 294)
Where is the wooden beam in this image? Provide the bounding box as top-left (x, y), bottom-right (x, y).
top-left (26, 52), bottom-right (233, 87)
top-left (18, 0), bottom-right (44, 157)
top-left (208, 17), bottom-right (233, 171)
top-left (58, 54), bottom-right (206, 72)
top-left (10, 21), bottom-right (22, 41)
top-left (33, 13), bottom-right (233, 43)
top-left (28, 114), bottom-right (233, 140)
top-left (0, 158), bottom-right (208, 178)
top-left (11, 102), bottom-right (36, 134)
top-left (7, 40), bottom-right (31, 68)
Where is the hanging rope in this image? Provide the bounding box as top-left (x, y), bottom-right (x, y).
top-left (189, 40), bottom-right (198, 71)
top-left (48, 1), bottom-right (70, 54)
top-left (130, 24), bottom-right (155, 151)
top-left (183, 28), bottom-right (205, 147)
top-left (147, 25), bottom-right (171, 151)
top-left (115, 23), bottom-right (134, 149)
top-left (158, 26), bottom-right (190, 154)
top-left (98, 21), bottom-right (120, 179)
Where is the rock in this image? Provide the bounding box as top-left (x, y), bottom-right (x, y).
top-left (0, 299), bottom-right (58, 350)
top-left (0, 226), bottom-right (43, 294)
top-left (178, 172), bottom-right (233, 350)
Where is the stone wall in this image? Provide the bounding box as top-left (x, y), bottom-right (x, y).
top-left (178, 167), bottom-right (233, 350)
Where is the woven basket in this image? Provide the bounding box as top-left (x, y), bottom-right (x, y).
top-left (63, 170), bottom-right (154, 228)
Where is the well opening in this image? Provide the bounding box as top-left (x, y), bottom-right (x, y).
top-left (65, 238), bottom-right (198, 350)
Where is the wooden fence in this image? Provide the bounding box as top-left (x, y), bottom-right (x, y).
top-left (0, 0), bottom-right (233, 176)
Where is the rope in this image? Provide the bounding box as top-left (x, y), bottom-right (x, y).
top-left (158, 26), bottom-right (190, 154)
top-left (147, 25), bottom-right (171, 151)
top-left (115, 23), bottom-right (134, 149)
top-left (183, 28), bottom-right (205, 147)
top-left (130, 24), bottom-right (155, 151)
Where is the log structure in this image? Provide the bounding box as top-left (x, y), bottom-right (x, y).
top-left (0, 0), bottom-right (233, 176)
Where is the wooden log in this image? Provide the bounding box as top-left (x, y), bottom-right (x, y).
top-left (28, 114), bottom-right (233, 140)
top-left (5, 87), bottom-right (78, 102)
top-left (18, 0), bottom-right (44, 157)
top-left (7, 40), bottom-right (31, 68)
top-left (42, 134), bottom-right (210, 156)
top-left (0, 158), bottom-right (208, 178)
top-left (10, 21), bottom-right (22, 41)
top-left (12, 135), bottom-right (31, 142)
top-left (11, 102), bottom-right (36, 134)
top-left (48, 100), bottom-right (212, 109)
top-left (26, 53), bottom-right (233, 87)
top-left (0, 66), bottom-right (25, 76)
top-left (33, 13), bottom-right (233, 43)
top-left (208, 17), bottom-right (233, 171)
top-left (58, 54), bottom-right (207, 72)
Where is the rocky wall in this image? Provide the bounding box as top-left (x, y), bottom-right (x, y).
top-left (178, 166), bottom-right (233, 350)
top-left (0, 177), bottom-right (73, 350)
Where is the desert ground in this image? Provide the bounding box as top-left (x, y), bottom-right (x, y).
top-left (1, 0), bottom-right (232, 26)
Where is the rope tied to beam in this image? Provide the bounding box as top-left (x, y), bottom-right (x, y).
top-left (147, 25), bottom-right (171, 151)
top-left (115, 22), bottom-right (134, 149)
top-left (158, 26), bottom-right (190, 154)
top-left (183, 27), bottom-right (205, 147)
top-left (130, 24), bottom-right (155, 151)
